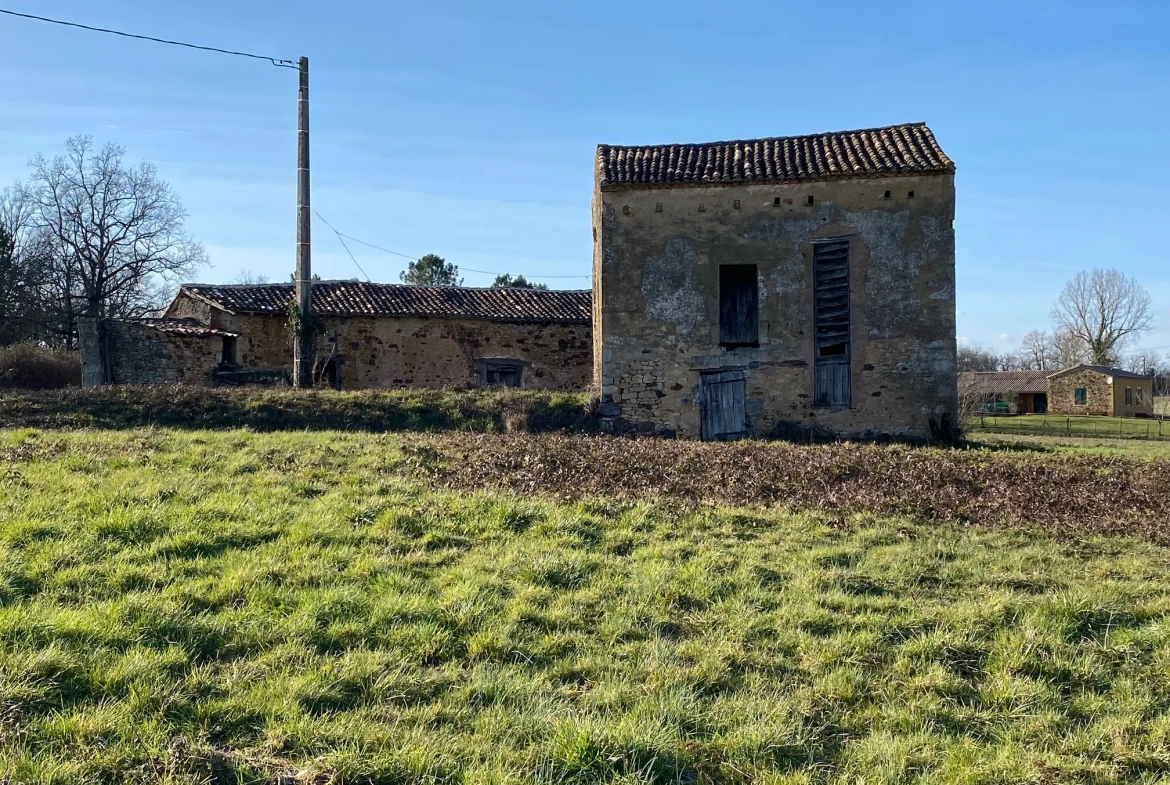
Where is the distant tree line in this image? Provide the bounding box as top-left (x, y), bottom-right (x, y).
top-left (0, 136), bottom-right (206, 348)
top-left (399, 254), bottom-right (548, 289)
top-left (959, 267), bottom-right (1165, 385)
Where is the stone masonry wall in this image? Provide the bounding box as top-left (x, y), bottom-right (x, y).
top-left (168, 295), bottom-right (593, 391)
top-left (1048, 368), bottom-right (1114, 416)
top-left (78, 319), bottom-right (225, 386)
top-left (593, 173), bottom-right (957, 440)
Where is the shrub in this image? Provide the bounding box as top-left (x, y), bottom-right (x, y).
top-left (0, 343), bottom-right (82, 389)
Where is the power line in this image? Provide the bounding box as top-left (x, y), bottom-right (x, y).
top-left (318, 218), bottom-right (591, 281)
top-left (311, 209), bottom-right (371, 282)
top-left (0, 8), bottom-right (297, 68)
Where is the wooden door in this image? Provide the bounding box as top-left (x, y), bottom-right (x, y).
top-left (701, 370), bottom-right (747, 440)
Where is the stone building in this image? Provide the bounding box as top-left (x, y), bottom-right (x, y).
top-left (592, 123), bottom-right (957, 440)
top-left (78, 317), bottom-right (238, 388)
top-left (1047, 365), bottom-right (1154, 418)
top-left (82, 281), bottom-right (593, 390)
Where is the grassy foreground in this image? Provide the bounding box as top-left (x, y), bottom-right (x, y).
top-left (2, 430), bottom-right (1170, 784)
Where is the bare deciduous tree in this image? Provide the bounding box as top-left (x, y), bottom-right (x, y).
top-left (23, 136), bottom-right (206, 344)
top-left (1018, 329), bottom-right (1053, 370)
top-left (957, 344), bottom-right (1003, 372)
top-left (0, 186), bottom-right (52, 344)
top-left (1050, 269), bottom-right (1153, 366)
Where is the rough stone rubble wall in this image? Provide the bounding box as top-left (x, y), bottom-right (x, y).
top-left (166, 294), bottom-right (594, 391)
top-left (593, 173), bottom-right (957, 440)
top-left (78, 318), bottom-right (224, 387)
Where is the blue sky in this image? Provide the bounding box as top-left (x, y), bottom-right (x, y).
top-left (1, 0), bottom-right (1168, 356)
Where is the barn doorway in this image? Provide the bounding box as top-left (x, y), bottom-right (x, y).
top-left (700, 369), bottom-right (747, 441)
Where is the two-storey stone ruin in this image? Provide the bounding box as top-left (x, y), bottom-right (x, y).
top-left (592, 123), bottom-right (957, 440)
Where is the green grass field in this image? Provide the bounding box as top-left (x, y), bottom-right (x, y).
top-left (970, 413), bottom-right (1170, 441)
top-left (2, 429), bottom-right (1170, 783)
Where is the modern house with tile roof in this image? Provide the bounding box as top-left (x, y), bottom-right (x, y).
top-left (81, 281), bottom-right (593, 390)
top-left (1047, 365), bottom-right (1154, 418)
top-left (959, 365), bottom-right (1156, 418)
top-left (593, 122), bottom-right (957, 440)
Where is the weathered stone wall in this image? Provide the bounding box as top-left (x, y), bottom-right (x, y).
top-left (1048, 368), bottom-right (1113, 416)
top-left (176, 300), bottom-right (593, 391)
top-left (593, 173), bottom-right (957, 440)
top-left (79, 318), bottom-right (225, 386)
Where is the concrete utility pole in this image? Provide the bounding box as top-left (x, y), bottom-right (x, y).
top-left (293, 55), bottom-right (313, 387)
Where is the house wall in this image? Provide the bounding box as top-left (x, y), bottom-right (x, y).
top-left (593, 172), bottom-right (957, 440)
top-left (1048, 368), bottom-right (1114, 416)
top-left (78, 318), bottom-right (225, 387)
top-left (1114, 377), bottom-right (1154, 418)
top-left (167, 294), bottom-right (593, 391)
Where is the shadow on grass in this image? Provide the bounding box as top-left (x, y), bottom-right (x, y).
top-left (0, 386), bottom-right (598, 434)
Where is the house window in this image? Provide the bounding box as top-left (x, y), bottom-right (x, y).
top-left (1074, 387), bottom-right (1087, 405)
top-left (221, 336), bottom-right (237, 365)
top-left (1126, 387), bottom-right (1133, 406)
top-left (813, 238), bottom-right (851, 407)
top-left (482, 358), bottom-right (524, 388)
top-left (719, 264), bottom-right (759, 347)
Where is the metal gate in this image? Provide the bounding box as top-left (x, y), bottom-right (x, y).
top-left (700, 370), bottom-right (747, 441)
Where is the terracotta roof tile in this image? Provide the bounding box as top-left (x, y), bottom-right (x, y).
top-left (129, 318), bottom-right (238, 338)
top-left (597, 123), bottom-right (953, 188)
top-left (180, 281), bottom-right (592, 324)
top-left (960, 370), bottom-right (1050, 395)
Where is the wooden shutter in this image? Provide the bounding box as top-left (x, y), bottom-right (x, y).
top-left (813, 239), bottom-right (851, 407)
top-left (700, 370), bottom-right (747, 440)
top-left (720, 265), bottom-right (759, 346)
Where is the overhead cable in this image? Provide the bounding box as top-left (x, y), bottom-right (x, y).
top-left (0, 8), bottom-right (297, 68)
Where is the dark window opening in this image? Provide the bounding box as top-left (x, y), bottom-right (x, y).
top-left (883, 190), bottom-right (891, 199)
top-left (819, 342), bottom-right (847, 357)
top-left (719, 264), bottom-right (759, 347)
top-left (907, 190), bottom-right (915, 199)
top-left (1074, 387), bottom-right (1087, 405)
top-left (482, 358), bottom-right (524, 388)
top-left (813, 238), bottom-right (851, 407)
top-left (221, 336), bottom-right (237, 365)
top-left (806, 195), bottom-right (815, 206)
top-left (773, 197), bottom-right (782, 206)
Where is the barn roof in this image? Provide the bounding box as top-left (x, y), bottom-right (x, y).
top-left (1048, 364), bottom-right (1151, 380)
top-left (176, 281), bottom-right (592, 324)
top-left (597, 123), bottom-right (953, 189)
top-left (959, 370), bottom-right (1050, 396)
top-left (129, 318), bottom-right (238, 338)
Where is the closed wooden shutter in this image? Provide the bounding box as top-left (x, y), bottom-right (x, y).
top-left (700, 370), bottom-right (747, 440)
top-left (719, 265), bottom-right (759, 346)
top-left (813, 239), bottom-right (851, 407)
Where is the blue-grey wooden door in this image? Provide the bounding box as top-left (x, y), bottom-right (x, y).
top-left (700, 370), bottom-right (747, 440)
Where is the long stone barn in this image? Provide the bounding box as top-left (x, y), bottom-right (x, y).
top-left (592, 122), bottom-right (958, 441)
top-left (80, 281), bottom-right (593, 391)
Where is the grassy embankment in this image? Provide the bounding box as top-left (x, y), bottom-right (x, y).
top-left (2, 428), bottom-right (1170, 783)
top-left (0, 386), bottom-right (596, 433)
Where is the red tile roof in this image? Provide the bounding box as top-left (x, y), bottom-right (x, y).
top-left (597, 123), bottom-right (953, 188)
top-left (178, 282), bottom-right (592, 324)
top-left (129, 318), bottom-right (238, 338)
top-left (960, 370), bottom-right (1050, 396)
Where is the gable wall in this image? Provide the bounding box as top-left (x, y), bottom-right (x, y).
top-left (593, 172), bottom-right (957, 440)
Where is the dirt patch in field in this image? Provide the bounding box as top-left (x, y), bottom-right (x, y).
top-left (405, 434), bottom-right (1170, 542)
